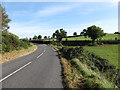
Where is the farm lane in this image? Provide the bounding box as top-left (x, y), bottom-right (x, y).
top-left (1, 44), bottom-right (63, 88)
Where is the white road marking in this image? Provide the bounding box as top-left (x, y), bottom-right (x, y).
top-left (0, 62), bottom-right (31, 82)
top-left (43, 49), bottom-right (46, 53)
top-left (37, 53), bottom-right (44, 58)
top-left (0, 45), bottom-right (46, 82)
top-left (52, 48), bottom-right (56, 51)
top-left (37, 47), bottom-right (46, 58)
top-left (44, 44), bottom-right (47, 46)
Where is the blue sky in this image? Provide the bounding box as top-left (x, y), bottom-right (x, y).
top-left (2, 1), bottom-right (118, 38)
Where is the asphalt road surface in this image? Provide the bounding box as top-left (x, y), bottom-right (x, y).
top-left (1, 44), bottom-right (63, 88)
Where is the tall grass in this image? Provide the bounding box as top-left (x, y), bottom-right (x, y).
top-left (70, 58), bottom-right (116, 88)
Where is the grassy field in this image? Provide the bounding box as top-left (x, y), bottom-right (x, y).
top-left (84, 44), bottom-right (119, 67)
top-left (44, 34), bottom-right (119, 41)
top-left (62, 34), bottom-right (119, 41)
top-left (101, 34), bottom-right (119, 40)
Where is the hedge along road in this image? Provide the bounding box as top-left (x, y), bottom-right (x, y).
top-left (1, 44), bottom-right (63, 88)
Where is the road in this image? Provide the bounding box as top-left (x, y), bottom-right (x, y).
top-left (1, 44), bottom-right (63, 88)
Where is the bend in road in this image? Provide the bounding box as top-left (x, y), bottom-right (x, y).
top-left (2, 44), bottom-right (63, 88)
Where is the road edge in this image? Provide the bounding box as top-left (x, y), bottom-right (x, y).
top-left (1, 45), bottom-right (37, 63)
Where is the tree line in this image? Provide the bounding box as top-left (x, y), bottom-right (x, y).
top-left (31, 25), bottom-right (107, 45)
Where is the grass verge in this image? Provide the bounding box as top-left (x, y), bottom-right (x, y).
top-left (61, 58), bottom-right (84, 88)
top-left (1, 44), bottom-right (37, 63)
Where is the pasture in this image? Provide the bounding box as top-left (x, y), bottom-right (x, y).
top-left (84, 44), bottom-right (119, 67)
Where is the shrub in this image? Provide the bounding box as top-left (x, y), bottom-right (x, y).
top-left (2, 31), bottom-right (32, 53)
top-left (59, 46), bottom-right (84, 59)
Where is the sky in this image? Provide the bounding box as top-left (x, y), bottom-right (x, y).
top-left (2, 0), bottom-right (118, 38)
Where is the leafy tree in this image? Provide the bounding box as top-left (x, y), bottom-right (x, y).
top-left (80, 31), bottom-right (84, 36)
top-left (29, 38), bottom-right (32, 41)
top-left (44, 36), bottom-right (47, 39)
top-left (52, 33), bottom-right (56, 38)
top-left (2, 31), bottom-right (31, 53)
top-left (114, 32), bottom-right (120, 34)
top-left (52, 33), bottom-right (56, 41)
top-left (38, 35), bottom-right (42, 40)
top-left (80, 29), bottom-right (87, 36)
top-left (83, 25), bottom-right (106, 43)
top-left (0, 4), bottom-right (11, 30)
top-left (53, 29), bottom-right (67, 41)
top-left (33, 35), bottom-right (38, 40)
top-left (48, 36), bottom-right (50, 39)
top-left (48, 36), bottom-right (51, 41)
top-left (73, 32), bottom-right (77, 36)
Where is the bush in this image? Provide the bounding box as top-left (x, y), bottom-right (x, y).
top-left (59, 46), bottom-right (84, 59)
top-left (2, 31), bottom-right (32, 53)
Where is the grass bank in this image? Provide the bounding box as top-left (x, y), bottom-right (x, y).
top-left (67, 58), bottom-right (116, 88)
top-left (61, 58), bottom-right (84, 88)
top-left (1, 44), bottom-right (37, 63)
top-left (49, 44), bottom-right (119, 88)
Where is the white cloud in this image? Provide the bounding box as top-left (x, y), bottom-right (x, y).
top-left (8, 4), bottom-right (81, 20)
top-left (9, 22), bottom-right (53, 38)
top-left (38, 7), bottom-right (69, 16)
top-left (78, 8), bottom-right (97, 15)
top-left (37, 4), bottom-right (80, 17)
top-left (9, 17), bottom-right (118, 38)
top-left (6, 2), bottom-right (117, 38)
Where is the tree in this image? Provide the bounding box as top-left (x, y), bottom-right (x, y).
top-left (80, 29), bottom-right (87, 36)
top-left (73, 32), bottom-right (77, 36)
top-left (52, 33), bottom-right (56, 38)
top-left (29, 38), bottom-right (32, 41)
top-left (48, 36), bottom-right (51, 41)
top-left (52, 33), bottom-right (56, 41)
top-left (33, 35), bottom-right (38, 40)
top-left (38, 35), bottom-right (42, 40)
top-left (53, 29), bottom-right (67, 41)
top-left (114, 32), bottom-right (120, 34)
top-left (48, 36), bottom-right (50, 39)
top-left (0, 4), bottom-right (11, 30)
top-left (83, 25), bottom-right (106, 43)
top-left (80, 31), bottom-right (84, 36)
top-left (44, 36), bottom-right (47, 39)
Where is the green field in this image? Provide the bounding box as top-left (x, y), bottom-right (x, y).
top-left (84, 44), bottom-right (119, 67)
top-left (44, 34), bottom-right (119, 41)
top-left (62, 34), bottom-right (119, 41)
